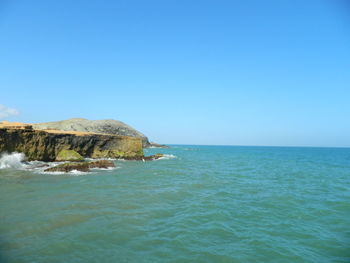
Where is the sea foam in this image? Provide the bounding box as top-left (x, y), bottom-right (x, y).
top-left (0, 152), bottom-right (26, 169)
top-left (157, 154), bottom-right (177, 160)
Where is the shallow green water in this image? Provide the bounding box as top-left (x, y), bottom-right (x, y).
top-left (0, 145), bottom-right (349, 262)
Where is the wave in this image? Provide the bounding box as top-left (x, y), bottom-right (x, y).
top-left (0, 152), bottom-right (26, 169)
top-left (157, 154), bottom-right (177, 160)
top-left (84, 157), bottom-right (117, 161)
top-left (42, 169), bottom-right (89, 176)
top-left (0, 152), bottom-right (118, 175)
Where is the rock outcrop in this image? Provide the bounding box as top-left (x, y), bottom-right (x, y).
top-left (123, 153), bottom-right (165, 161)
top-left (149, 142), bottom-right (169, 148)
top-left (55, 149), bottom-right (84, 162)
top-left (45, 160), bottom-right (116, 172)
top-left (0, 125), bottom-right (143, 161)
top-left (45, 162), bottom-right (90, 172)
top-left (88, 160), bottom-right (116, 169)
top-left (33, 118), bottom-right (152, 147)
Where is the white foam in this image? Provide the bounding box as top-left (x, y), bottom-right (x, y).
top-left (0, 152), bottom-right (26, 169)
top-left (26, 161), bottom-right (61, 172)
top-left (39, 168), bottom-right (90, 176)
top-left (69, 169), bottom-right (88, 175)
top-left (90, 166), bottom-right (118, 171)
top-left (85, 157), bottom-right (117, 161)
top-left (0, 152), bottom-right (118, 175)
top-left (40, 171), bottom-right (66, 175)
top-left (157, 154), bottom-right (177, 160)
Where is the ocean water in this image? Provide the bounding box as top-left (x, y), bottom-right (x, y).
top-left (0, 145), bottom-right (349, 263)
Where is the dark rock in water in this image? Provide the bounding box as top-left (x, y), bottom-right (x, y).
top-left (56, 149), bottom-right (84, 162)
top-left (123, 153), bottom-right (164, 161)
top-left (44, 160), bottom-right (115, 172)
top-left (88, 160), bottom-right (115, 169)
top-left (45, 162), bottom-right (90, 172)
top-left (149, 142), bottom-right (169, 148)
top-left (144, 153), bottom-right (164, 160)
top-left (33, 118), bottom-right (152, 148)
top-left (32, 163), bottom-right (50, 168)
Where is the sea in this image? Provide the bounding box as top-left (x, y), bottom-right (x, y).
top-left (0, 145), bottom-right (349, 263)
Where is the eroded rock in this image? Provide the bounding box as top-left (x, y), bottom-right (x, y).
top-left (44, 160), bottom-right (115, 172)
top-left (45, 162), bottom-right (90, 172)
top-left (123, 153), bottom-right (164, 161)
top-left (149, 142), bottom-right (169, 148)
top-left (56, 149), bottom-right (84, 162)
top-left (88, 160), bottom-right (115, 169)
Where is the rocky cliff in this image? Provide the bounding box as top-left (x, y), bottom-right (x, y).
top-left (0, 125), bottom-right (143, 161)
top-left (33, 118), bottom-right (151, 147)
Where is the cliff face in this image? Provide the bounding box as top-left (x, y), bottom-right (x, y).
top-left (33, 118), bottom-right (151, 147)
top-left (0, 127), bottom-right (143, 161)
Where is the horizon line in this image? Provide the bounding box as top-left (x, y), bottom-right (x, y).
top-left (159, 143), bottom-right (350, 149)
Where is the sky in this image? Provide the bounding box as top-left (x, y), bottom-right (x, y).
top-left (0, 0), bottom-right (349, 147)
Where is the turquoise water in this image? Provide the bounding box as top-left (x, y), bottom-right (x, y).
top-left (0, 145), bottom-right (349, 262)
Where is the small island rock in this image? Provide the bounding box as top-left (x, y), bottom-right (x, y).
top-left (44, 160), bottom-right (115, 173)
top-left (88, 160), bottom-right (116, 169)
top-left (45, 162), bottom-right (90, 172)
top-left (123, 153), bottom-right (164, 161)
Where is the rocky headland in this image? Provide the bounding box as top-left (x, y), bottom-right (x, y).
top-left (0, 120), bottom-right (167, 161)
top-left (33, 118), bottom-right (154, 147)
top-left (0, 125), bottom-right (144, 161)
top-left (0, 120), bottom-right (167, 172)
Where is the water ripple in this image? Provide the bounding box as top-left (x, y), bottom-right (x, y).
top-left (1, 146), bottom-right (350, 262)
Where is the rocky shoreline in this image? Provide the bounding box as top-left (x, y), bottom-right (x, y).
top-left (0, 121), bottom-right (166, 172)
top-left (44, 153), bottom-right (165, 172)
top-left (0, 126), bottom-right (143, 161)
top-left (44, 160), bottom-right (116, 172)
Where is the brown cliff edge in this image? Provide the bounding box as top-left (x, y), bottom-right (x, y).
top-left (0, 121), bottom-right (145, 161)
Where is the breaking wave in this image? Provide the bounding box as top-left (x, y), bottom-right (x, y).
top-left (42, 169), bottom-right (89, 176)
top-left (0, 152), bottom-right (26, 169)
top-left (158, 154), bottom-right (177, 160)
top-left (0, 152), bottom-right (117, 175)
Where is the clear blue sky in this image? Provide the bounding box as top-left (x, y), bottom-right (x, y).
top-left (1, 0), bottom-right (349, 147)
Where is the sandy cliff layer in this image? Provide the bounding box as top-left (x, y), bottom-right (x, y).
top-left (0, 122), bottom-right (143, 161)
